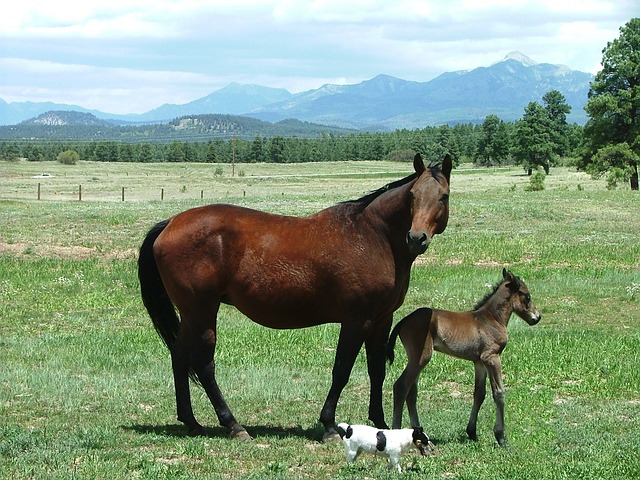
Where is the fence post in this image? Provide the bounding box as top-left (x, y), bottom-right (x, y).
top-left (37, 183), bottom-right (41, 200)
top-left (201, 190), bottom-right (204, 199)
top-left (122, 187), bottom-right (125, 202)
top-left (161, 188), bottom-right (164, 200)
top-left (79, 185), bottom-right (82, 201)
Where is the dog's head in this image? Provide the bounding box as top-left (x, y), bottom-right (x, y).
top-left (412, 427), bottom-right (435, 456)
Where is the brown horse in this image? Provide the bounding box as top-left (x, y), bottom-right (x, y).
top-left (386, 269), bottom-right (541, 446)
top-left (138, 154), bottom-right (452, 441)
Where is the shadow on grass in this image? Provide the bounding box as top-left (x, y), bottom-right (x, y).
top-left (123, 423), bottom-right (325, 441)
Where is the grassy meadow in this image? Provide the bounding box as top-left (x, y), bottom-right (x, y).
top-left (1, 159), bottom-right (639, 479)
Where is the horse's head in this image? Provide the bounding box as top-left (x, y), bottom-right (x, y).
top-left (503, 268), bottom-right (542, 325)
top-left (406, 153), bottom-right (452, 255)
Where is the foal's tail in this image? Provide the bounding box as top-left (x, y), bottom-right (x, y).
top-left (138, 219), bottom-right (180, 353)
top-left (386, 308), bottom-right (433, 365)
top-left (385, 318), bottom-right (405, 365)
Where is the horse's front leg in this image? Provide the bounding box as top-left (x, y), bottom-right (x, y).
top-left (484, 354), bottom-right (506, 446)
top-left (467, 361), bottom-right (487, 442)
top-left (364, 315), bottom-right (393, 429)
top-left (319, 325), bottom-right (366, 441)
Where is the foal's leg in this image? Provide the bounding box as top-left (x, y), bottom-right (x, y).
top-left (466, 361), bottom-right (487, 441)
top-left (319, 325), bottom-right (367, 441)
top-left (484, 354), bottom-right (506, 446)
top-left (364, 315), bottom-right (393, 429)
top-left (392, 363), bottom-right (424, 428)
top-left (392, 333), bottom-right (433, 428)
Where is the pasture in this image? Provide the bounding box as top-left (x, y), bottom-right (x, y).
top-left (1, 159), bottom-right (639, 479)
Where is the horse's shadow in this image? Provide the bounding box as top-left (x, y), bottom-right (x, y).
top-left (123, 423), bottom-right (325, 441)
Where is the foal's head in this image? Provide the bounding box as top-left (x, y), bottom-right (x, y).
top-left (502, 268), bottom-right (541, 325)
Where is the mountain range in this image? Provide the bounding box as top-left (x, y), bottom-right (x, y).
top-left (0, 52), bottom-right (594, 130)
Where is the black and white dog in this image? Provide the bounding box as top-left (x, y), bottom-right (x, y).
top-left (337, 423), bottom-right (434, 473)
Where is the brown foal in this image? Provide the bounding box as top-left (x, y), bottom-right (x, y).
top-left (386, 269), bottom-right (541, 446)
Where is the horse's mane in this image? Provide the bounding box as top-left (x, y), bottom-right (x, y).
top-left (473, 272), bottom-right (523, 311)
top-left (341, 162), bottom-right (445, 212)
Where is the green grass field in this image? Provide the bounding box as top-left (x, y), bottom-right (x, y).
top-left (1, 159), bottom-right (639, 479)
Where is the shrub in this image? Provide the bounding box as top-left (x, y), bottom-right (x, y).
top-left (525, 168), bottom-right (546, 191)
top-left (57, 149), bottom-right (79, 165)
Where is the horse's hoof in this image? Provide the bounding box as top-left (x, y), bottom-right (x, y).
top-left (230, 429), bottom-right (253, 441)
top-left (322, 431), bottom-right (341, 443)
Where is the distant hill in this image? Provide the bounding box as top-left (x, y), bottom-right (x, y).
top-left (21, 110), bottom-right (114, 127)
top-left (138, 83), bottom-right (294, 122)
top-left (0, 52), bottom-right (594, 129)
top-left (0, 112), bottom-right (357, 141)
top-left (249, 52), bottom-right (593, 129)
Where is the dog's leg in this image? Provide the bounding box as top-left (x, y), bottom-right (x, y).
top-left (344, 445), bottom-right (358, 464)
top-left (387, 454), bottom-right (402, 473)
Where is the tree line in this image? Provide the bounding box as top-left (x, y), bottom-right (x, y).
top-left (0, 96), bottom-right (581, 170)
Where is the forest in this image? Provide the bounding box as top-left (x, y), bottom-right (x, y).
top-left (0, 92), bottom-right (583, 176)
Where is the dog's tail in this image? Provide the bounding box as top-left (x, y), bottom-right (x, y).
top-left (337, 423), bottom-right (351, 439)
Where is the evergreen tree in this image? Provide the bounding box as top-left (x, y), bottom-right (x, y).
top-left (477, 115), bottom-right (510, 166)
top-left (513, 102), bottom-right (555, 174)
top-left (542, 90), bottom-right (571, 157)
top-left (583, 18), bottom-right (640, 189)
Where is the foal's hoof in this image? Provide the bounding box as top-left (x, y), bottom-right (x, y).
top-left (322, 430), bottom-right (341, 443)
top-left (230, 429), bottom-right (253, 442)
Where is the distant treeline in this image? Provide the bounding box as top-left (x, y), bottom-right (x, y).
top-left (0, 121), bottom-right (583, 169)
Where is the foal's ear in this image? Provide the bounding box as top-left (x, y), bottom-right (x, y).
top-left (413, 153), bottom-right (426, 174)
top-left (503, 268), bottom-right (521, 290)
top-left (502, 268), bottom-right (510, 280)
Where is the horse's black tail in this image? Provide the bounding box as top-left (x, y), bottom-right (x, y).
top-left (138, 219), bottom-right (180, 353)
top-left (386, 318), bottom-right (404, 365)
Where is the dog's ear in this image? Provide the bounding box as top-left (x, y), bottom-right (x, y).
top-left (376, 431), bottom-right (387, 452)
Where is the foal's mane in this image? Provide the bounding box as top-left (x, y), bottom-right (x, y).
top-left (341, 162), bottom-right (446, 212)
top-left (473, 272), bottom-right (523, 311)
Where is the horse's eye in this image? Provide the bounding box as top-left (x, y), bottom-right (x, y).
top-left (440, 194), bottom-right (449, 204)
top-left (524, 293), bottom-right (531, 304)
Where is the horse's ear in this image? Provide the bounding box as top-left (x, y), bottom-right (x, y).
top-left (441, 154), bottom-right (452, 183)
top-left (414, 153), bottom-right (426, 174)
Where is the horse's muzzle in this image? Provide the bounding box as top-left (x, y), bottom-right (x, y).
top-left (407, 231), bottom-right (430, 255)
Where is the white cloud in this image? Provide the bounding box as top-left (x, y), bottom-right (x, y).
top-left (0, 0), bottom-right (636, 114)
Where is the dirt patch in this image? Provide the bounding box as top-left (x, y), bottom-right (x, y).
top-left (0, 241), bottom-right (136, 260)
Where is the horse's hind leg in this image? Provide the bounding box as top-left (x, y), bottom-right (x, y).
top-left (466, 361), bottom-right (487, 441)
top-left (188, 309), bottom-right (249, 440)
top-left (173, 304), bottom-right (248, 440)
top-left (172, 325), bottom-right (205, 436)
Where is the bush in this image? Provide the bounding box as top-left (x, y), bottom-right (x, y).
top-left (57, 149), bottom-right (79, 165)
top-left (525, 169), bottom-right (546, 191)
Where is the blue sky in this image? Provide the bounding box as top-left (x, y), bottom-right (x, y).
top-left (0, 1), bottom-right (636, 114)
